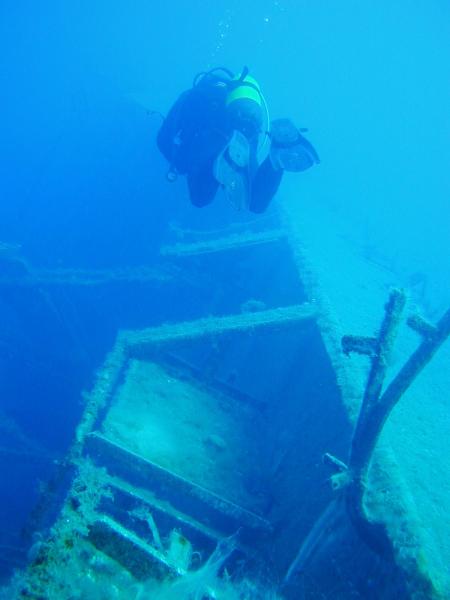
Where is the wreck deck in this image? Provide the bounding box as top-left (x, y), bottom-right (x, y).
top-left (10, 206), bottom-right (449, 599)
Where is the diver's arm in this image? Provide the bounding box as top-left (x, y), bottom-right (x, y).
top-left (156, 90), bottom-right (191, 164)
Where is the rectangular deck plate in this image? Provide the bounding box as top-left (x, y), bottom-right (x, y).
top-left (85, 432), bottom-right (272, 544)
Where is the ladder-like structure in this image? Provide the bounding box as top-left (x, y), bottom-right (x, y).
top-left (19, 222), bottom-right (321, 597)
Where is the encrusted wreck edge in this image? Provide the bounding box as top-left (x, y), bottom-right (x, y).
top-left (281, 211), bottom-right (446, 599)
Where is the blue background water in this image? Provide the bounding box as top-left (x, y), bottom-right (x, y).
top-left (0, 0), bottom-right (449, 584)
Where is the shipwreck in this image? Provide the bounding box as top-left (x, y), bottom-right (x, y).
top-left (2, 199), bottom-right (449, 600)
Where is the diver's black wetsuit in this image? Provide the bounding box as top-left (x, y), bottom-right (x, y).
top-left (157, 75), bottom-right (283, 213)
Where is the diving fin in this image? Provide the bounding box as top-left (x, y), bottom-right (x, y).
top-left (214, 130), bottom-right (250, 210)
top-left (270, 118), bottom-right (320, 172)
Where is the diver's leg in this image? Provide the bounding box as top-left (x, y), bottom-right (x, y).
top-left (187, 161), bottom-right (220, 208)
top-left (248, 157), bottom-right (283, 213)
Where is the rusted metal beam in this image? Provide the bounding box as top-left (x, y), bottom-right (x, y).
top-left (0, 266), bottom-right (174, 287)
top-left (123, 303), bottom-right (317, 354)
top-left (160, 229), bottom-right (286, 257)
top-left (285, 291), bottom-right (450, 586)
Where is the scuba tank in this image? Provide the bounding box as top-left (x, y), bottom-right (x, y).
top-left (159, 66), bottom-right (269, 182)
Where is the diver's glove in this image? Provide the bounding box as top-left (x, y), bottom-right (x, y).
top-left (269, 118), bottom-right (320, 172)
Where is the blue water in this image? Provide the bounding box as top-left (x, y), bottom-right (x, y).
top-left (0, 0), bottom-right (449, 594)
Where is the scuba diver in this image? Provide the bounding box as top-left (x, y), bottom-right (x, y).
top-left (157, 66), bottom-right (319, 213)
